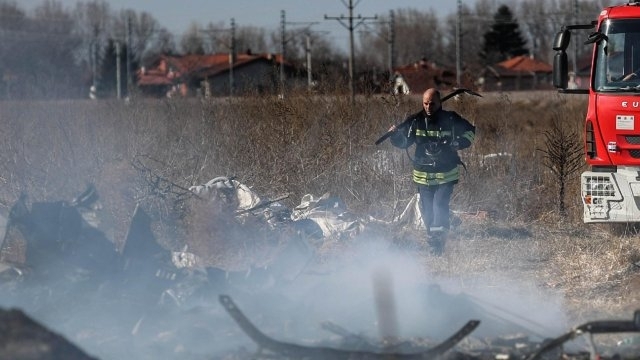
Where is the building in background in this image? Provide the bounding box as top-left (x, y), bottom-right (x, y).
top-left (478, 55), bottom-right (553, 91)
top-left (137, 52), bottom-right (303, 97)
top-left (391, 58), bottom-right (457, 95)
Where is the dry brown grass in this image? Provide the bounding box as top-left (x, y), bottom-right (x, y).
top-left (0, 91), bottom-right (638, 324)
top-left (0, 92), bottom-right (584, 221)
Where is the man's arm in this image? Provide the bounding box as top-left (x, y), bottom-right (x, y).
top-left (388, 117), bottom-right (416, 149)
top-left (452, 114), bottom-right (476, 150)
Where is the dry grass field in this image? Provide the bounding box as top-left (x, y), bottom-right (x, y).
top-left (1, 89), bottom-right (639, 335)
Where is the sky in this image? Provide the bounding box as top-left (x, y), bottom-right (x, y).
top-left (18, 0), bottom-right (481, 48)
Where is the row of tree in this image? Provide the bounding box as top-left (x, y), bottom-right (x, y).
top-left (356, 0), bottom-right (612, 74)
top-left (0, 0), bottom-right (612, 99)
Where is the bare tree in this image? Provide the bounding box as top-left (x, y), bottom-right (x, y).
top-left (517, 0), bottom-right (613, 65)
top-left (275, 30), bottom-right (347, 89)
top-left (191, 21), bottom-right (271, 56)
top-left (235, 26), bottom-right (269, 54)
top-left (452, 0), bottom-right (500, 73)
top-left (31, 0), bottom-right (83, 98)
top-left (196, 21), bottom-right (270, 56)
top-left (518, 0), bottom-right (552, 62)
top-left (357, 7), bottom-right (445, 68)
top-left (112, 9), bottom-right (160, 64)
top-left (538, 115), bottom-right (584, 217)
top-left (180, 22), bottom-right (205, 54)
top-left (72, 0), bottom-right (112, 93)
top-left (0, 2), bottom-right (28, 98)
top-left (441, 2), bottom-right (493, 75)
top-left (355, 19), bottom-right (389, 71)
top-left (392, 8), bottom-right (445, 67)
top-left (200, 21), bottom-right (227, 53)
top-left (149, 27), bottom-right (176, 58)
top-left (0, 0), bottom-right (83, 99)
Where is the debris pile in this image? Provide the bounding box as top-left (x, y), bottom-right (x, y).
top-left (0, 177), bottom-right (371, 358)
top-left (218, 294), bottom-right (640, 360)
top-left (0, 177), bottom-right (638, 360)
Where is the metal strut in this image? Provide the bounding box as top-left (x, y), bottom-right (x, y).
top-left (219, 294), bottom-right (480, 360)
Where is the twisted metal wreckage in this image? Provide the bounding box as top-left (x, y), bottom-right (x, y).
top-left (0, 176), bottom-right (366, 292)
top-left (0, 177), bottom-right (639, 359)
top-left (219, 294), bottom-right (640, 360)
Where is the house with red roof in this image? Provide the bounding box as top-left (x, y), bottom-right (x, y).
top-left (137, 51), bottom-right (301, 97)
top-left (391, 58), bottom-right (476, 95)
top-left (478, 55), bottom-right (553, 91)
top-left (391, 58), bottom-right (455, 95)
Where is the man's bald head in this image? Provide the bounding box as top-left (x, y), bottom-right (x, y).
top-left (422, 88), bottom-right (442, 116)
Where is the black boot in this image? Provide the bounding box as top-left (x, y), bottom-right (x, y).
top-left (427, 227), bottom-right (447, 256)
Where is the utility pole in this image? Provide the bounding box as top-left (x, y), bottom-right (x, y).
top-left (388, 10), bottom-right (395, 79)
top-left (280, 10), bottom-right (318, 97)
top-left (229, 18), bottom-right (236, 97)
top-left (305, 34), bottom-right (312, 89)
top-left (325, 0), bottom-right (377, 104)
top-left (280, 10), bottom-right (286, 93)
top-left (305, 33), bottom-right (313, 89)
top-left (456, 0), bottom-right (462, 86)
top-left (302, 29), bottom-right (329, 91)
top-left (91, 25), bottom-right (99, 96)
top-left (126, 14), bottom-right (132, 94)
top-left (116, 40), bottom-right (121, 99)
top-left (573, 0), bottom-right (579, 75)
top-left (91, 41), bottom-right (96, 92)
top-left (200, 21), bottom-right (236, 97)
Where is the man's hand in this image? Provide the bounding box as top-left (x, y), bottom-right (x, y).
top-left (388, 124), bottom-right (397, 132)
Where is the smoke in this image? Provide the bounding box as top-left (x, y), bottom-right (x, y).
top-left (0, 221), bottom-right (571, 360)
top-left (219, 234), bottom-right (570, 350)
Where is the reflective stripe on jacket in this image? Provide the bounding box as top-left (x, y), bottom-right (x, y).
top-left (390, 108), bottom-right (475, 186)
top-left (413, 166), bottom-right (460, 185)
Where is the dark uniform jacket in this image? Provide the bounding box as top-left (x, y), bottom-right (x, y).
top-left (390, 108), bottom-right (475, 185)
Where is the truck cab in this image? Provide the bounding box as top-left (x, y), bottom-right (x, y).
top-left (553, 1), bottom-right (640, 222)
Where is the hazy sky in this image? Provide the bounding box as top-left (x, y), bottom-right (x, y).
top-left (18, 0), bottom-right (482, 47)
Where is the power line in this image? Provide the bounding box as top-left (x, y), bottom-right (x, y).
top-left (280, 10), bottom-right (319, 96)
top-left (325, 0), bottom-right (376, 104)
top-left (198, 18), bottom-right (236, 96)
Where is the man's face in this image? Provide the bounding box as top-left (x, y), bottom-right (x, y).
top-left (423, 92), bottom-right (441, 116)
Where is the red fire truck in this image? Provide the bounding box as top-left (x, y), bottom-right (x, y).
top-left (553, 0), bottom-right (640, 223)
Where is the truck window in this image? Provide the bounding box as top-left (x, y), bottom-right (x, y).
top-left (607, 34), bottom-right (623, 81)
top-left (594, 19), bottom-right (640, 91)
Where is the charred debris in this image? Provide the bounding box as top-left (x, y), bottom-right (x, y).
top-left (219, 294), bottom-right (640, 360)
top-left (0, 178), bottom-right (639, 359)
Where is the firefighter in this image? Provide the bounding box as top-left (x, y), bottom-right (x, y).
top-left (388, 88), bottom-right (475, 255)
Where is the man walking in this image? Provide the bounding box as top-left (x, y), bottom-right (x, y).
top-left (388, 88), bottom-right (475, 255)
